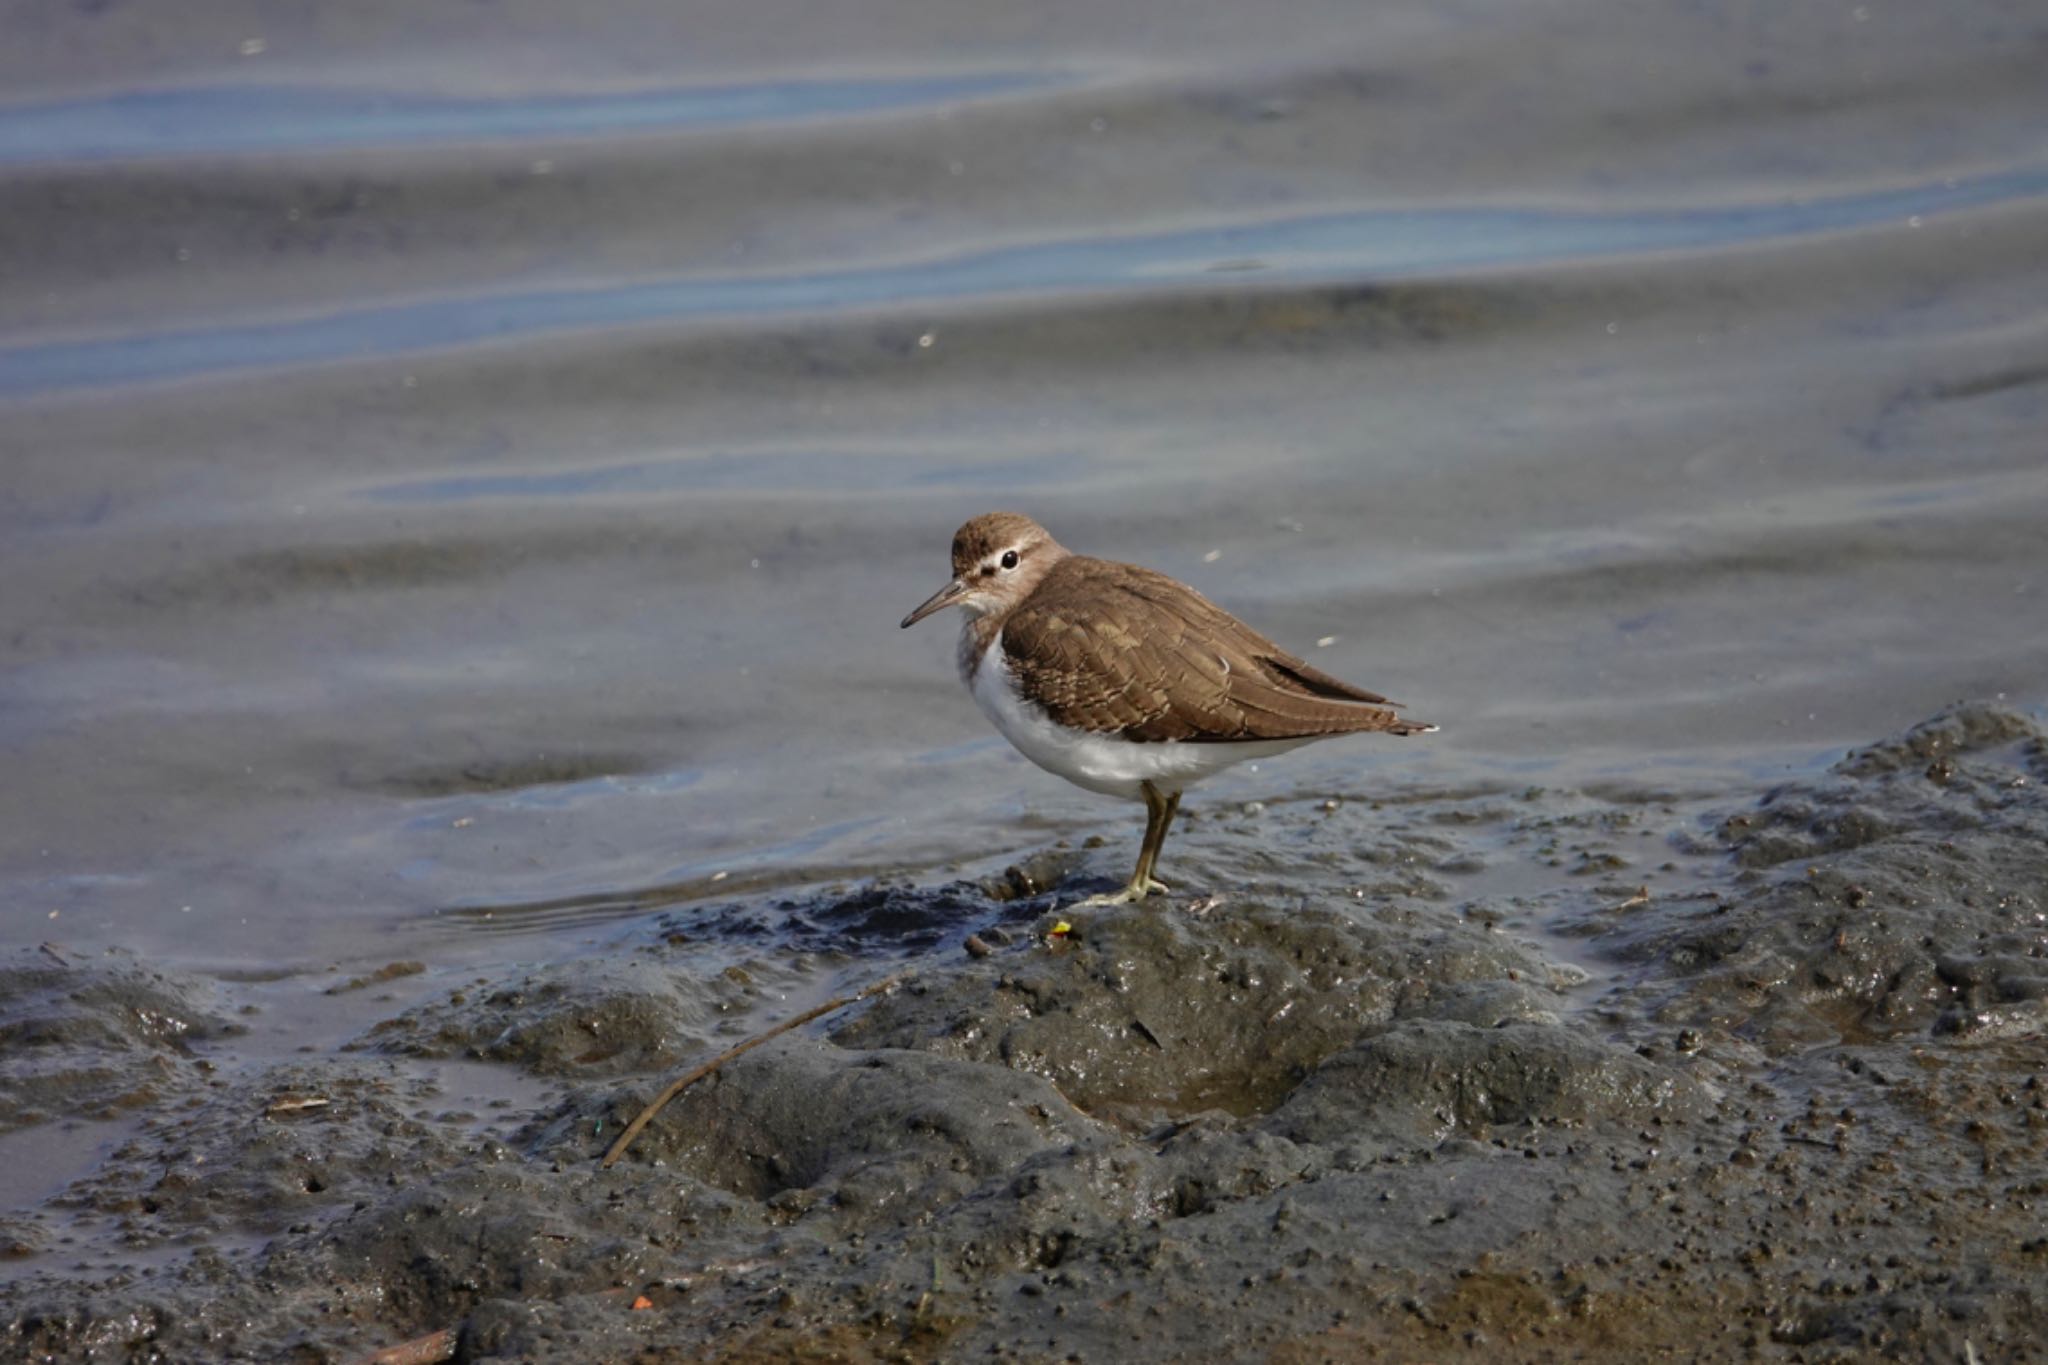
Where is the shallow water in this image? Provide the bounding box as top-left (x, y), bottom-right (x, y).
top-left (3, 0), bottom-right (2045, 989)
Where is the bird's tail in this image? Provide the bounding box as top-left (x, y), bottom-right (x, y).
top-left (1350, 710), bottom-right (1435, 737)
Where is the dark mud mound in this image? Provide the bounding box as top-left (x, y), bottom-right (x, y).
top-left (836, 901), bottom-right (1556, 1121)
top-left (1265, 1018), bottom-right (1702, 1151)
top-left (0, 946), bottom-right (240, 1133)
top-left (39, 1060), bottom-right (491, 1257)
top-left (1583, 703), bottom-right (2048, 1048)
top-left (571, 1036), bottom-right (1106, 1211)
top-left (356, 953), bottom-right (770, 1077)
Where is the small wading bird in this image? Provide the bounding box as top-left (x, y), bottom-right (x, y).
top-left (901, 513), bottom-right (1435, 906)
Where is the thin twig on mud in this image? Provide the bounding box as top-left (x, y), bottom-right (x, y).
top-left (599, 971), bottom-right (910, 1169)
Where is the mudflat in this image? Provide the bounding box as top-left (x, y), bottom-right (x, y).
top-left (5, 704), bottom-right (2046, 1359)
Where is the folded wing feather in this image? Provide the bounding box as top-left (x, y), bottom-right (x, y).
top-left (1001, 558), bottom-right (1426, 743)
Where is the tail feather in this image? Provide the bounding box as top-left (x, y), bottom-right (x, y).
top-left (1228, 680), bottom-right (1436, 739)
top-left (1244, 655), bottom-right (1433, 737)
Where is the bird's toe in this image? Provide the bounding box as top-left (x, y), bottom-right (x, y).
top-left (1071, 876), bottom-right (1171, 909)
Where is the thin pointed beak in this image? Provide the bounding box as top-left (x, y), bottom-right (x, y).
top-left (900, 578), bottom-right (968, 628)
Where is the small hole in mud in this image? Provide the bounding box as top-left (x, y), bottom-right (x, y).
top-left (1032, 1231), bottom-right (1075, 1268)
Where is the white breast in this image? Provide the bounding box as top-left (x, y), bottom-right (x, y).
top-left (965, 632), bottom-right (1308, 802)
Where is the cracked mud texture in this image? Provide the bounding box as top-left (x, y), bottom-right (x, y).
top-left (4, 704), bottom-right (2047, 1362)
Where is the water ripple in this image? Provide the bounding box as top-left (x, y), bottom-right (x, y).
top-left (362, 448), bottom-right (1094, 504)
top-left (0, 72), bottom-right (1067, 163)
top-left (4, 165), bottom-right (2043, 398)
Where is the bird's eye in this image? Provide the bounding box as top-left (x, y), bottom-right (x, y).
top-left (1000, 550), bottom-right (1019, 570)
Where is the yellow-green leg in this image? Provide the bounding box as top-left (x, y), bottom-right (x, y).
top-left (1077, 782), bottom-right (1180, 906)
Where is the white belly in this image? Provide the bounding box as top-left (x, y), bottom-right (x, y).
top-left (967, 634), bottom-right (1309, 801)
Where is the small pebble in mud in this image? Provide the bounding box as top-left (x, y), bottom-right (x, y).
top-left (963, 935), bottom-right (994, 959)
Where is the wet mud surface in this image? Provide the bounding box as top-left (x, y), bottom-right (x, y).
top-left (5, 705), bottom-right (2047, 1361)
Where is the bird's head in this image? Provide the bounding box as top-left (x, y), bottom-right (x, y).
top-left (900, 512), bottom-right (1066, 628)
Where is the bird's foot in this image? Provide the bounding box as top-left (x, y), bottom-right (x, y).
top-left (1072, 876), bottom-right (1170, 909)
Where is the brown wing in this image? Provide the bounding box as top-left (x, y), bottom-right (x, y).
top-left (1001, 557), bottom-right (1431, 743)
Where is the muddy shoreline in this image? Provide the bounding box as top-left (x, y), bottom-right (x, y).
top-left (4, 703), bottom-right (2046, 1362)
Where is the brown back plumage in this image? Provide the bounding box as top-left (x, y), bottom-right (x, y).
top-left (997, 555), bottom-right (1432, 743)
